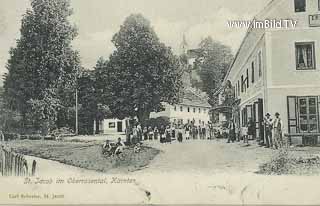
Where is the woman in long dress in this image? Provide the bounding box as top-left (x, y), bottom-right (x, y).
top-left (165, 126), bottom-right (171, 143)
top-left (154, 127), bottom-right (159, 140)
top-left (159, 125), bottom-right (165, 143)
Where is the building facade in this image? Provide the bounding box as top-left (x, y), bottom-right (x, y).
top-left (220, 0), bottom-right (320, 144)
top-left (94, 118), bottom-right (128, 135)
top-left (150, 88), bottom-right (211, 127)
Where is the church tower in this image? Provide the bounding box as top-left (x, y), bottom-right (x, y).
top-left (179, 34), bottom-right (192, 87)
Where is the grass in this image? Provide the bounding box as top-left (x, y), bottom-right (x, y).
top-left (4, 140), bottom-right (160, 173)
top-left (258, 148), bottom-right (320, 175)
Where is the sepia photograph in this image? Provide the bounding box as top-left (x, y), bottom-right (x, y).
top-left (0, 0), bottom-right (320, 205)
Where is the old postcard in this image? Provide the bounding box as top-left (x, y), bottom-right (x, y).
top-left (1, 0), bottom-right (320, 205)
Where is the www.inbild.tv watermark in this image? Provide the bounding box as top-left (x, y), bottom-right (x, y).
top-left (227, 19), bottom-right (298, 29)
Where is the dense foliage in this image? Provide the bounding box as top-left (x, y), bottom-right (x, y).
top-left (3, 0), bottom-right (80, 134)
top-left (192, 36), bottom-right (233, 106)
top-left (102, 14), bottom-right (183, 124)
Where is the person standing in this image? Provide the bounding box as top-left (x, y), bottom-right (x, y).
top-left (198, 125), bottom-right (202, 139)
top-left (137, 123), bottom-right (142, 141)
top-left (235, 124), bottom-right (240, 142)
top-left (154, 126), bottom-right (159, 140)
top-left (192, 126), bottom-right (196, 140)
top-left (185, 124), bottom-right (191, 140)
top-left (264, 113), bottom-right (273, 148)
top-left (148, 126), bottom-right (154, 140)
top-left (201, 124), bottom-right (206, 140)
top-left (177, 125), bottom-right (183, 143)
top-left (143, 126), bottom-right (148, 141)
top-left (132, 126), bottom-right (138, 144)
top-left (160, 125), bottom-right (165, 143)
top-left (247, 118), bottom-right (255, 141)
top-left (242, 123), bottom-right (249, 146)
top-left (227, 119), bottom-right (236, 143)
top-left (209, 122), bottom-right (214, 140)
top-left (171, 125), bottom-right (176, 140)
top-left (272, 112), bottom-right (284, 149)
top-left (165, 125), bottom-right (171, 143)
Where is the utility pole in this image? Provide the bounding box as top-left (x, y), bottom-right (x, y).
top-left (75, 67), bottom-right (79, 135)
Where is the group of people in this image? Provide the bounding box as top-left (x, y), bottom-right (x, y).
top-left (263, 112), bottom-right (284, 149)
top-left (184, 123), bottom-right (214, 140)
top-left (102, 137), bottom-right (126, 156)
top-left (226, 112), bottom-right (284, 149)
top-left (130, 124), bottom-right (174, 144)
top-left (128, 122), bottom-right (215, 145)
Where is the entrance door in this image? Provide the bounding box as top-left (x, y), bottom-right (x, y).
top-left (258, 98), bottom-right (264, 142)
top-left (117, 121), bottom-right (123, 132)
top-left (254, 102), bottom-right (259, 139)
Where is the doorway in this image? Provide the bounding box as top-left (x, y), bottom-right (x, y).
top-left (117, 121), bottom-right (123, 132)
top-left (254, 98), bottom-right (264, 141)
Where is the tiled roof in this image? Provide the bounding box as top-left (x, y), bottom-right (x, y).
top-left (179, 88), bottom-right (211, 108)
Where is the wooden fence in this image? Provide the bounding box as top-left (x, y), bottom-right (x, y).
top-left (0, 145), bottom-right (37, 176)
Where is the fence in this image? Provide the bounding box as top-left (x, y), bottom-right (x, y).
top-left (0, 145), bottom-right (36, 176)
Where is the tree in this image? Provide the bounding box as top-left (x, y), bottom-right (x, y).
top-left (192, 36), bottom-right (233, 106)
top-left (77, 66), bottom-right (111, 135)
top-left (0, 87), bottom-right (22, 132)
top-left (3, 0), bottom-right (80, 134)
top-left (104, 14), bottom-right (182, 124)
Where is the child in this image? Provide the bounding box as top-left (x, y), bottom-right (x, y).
top-left (242, 124), bottom-right (249, 146)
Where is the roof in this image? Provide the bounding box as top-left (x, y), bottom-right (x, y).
top-left (178, 88), bottom-right (211, 108)
top-left (222, 0), bottom-right (279, 84)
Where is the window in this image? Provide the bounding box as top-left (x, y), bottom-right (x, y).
top-left (294, 0), bottom-right (306, 12)
top-left (188, 107), bottom-right (190, 112)
top-left (199, 120), bottom-right (201, 124)
top-left (258, 51), bottom-right (262, 77)
top-left (298, 97), bottom-right (318, 133)
top-left (180, 106), bottom-right (183, 112)
top-left (174, 106), bottom-right (177, 111)
top-left (237, 80), bottom-right (240, 95)
top-left (204, 109), bottom-right (207, 113)
top-left (198, 108), bottom-right (201, 113)
top-left (251, 61), bottom-right (255, 83)
top-left (319, 0), bottom-right (320, 10)
top-left (109, 122), bottom-right (116, 128)
top-left (193, 108), bottom-right (196, 113)
top-left (295, 42), bottom-right (315, 70)
top-left (287, 96), bottom-right (319, 133)
top-left (241, 75), bottom-right (244, 93)
top-left (246, 69), bottom-right (249, 88)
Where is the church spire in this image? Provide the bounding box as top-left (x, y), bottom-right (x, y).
top-left (180, 34), bottom-right (188, 55)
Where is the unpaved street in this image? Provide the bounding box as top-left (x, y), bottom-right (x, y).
top-left (135, 140), bottom-right (273, 174)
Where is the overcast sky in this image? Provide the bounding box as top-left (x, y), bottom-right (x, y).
top-left (0, 0), bottom-right (271, 81)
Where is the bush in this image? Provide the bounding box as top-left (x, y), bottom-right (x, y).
top-left (28, 134), bottom-right (42, 140)
top-left (258, 149), bottom-right (293, 175)
top-left (3, 133), bottom-right (20, 141)
top-left (49, 127), bottom-right (74, 138)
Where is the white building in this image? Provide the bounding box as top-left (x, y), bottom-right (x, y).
top-left (150, 88), bottom-right (211, 126)
top-left (217, 0), bottom-right (320, 145)
top-left (94, 118), bottom-right (128, 135)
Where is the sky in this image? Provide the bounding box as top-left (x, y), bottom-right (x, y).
top-left (0, 0), bottom-right (271, 84)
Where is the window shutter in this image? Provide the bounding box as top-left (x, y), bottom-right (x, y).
top-left (246, 69), bottom-right (249, 88)
top-left (318, 96), bottom-right (320, 132)
top-left (287, 96), bottom-right (298, 133)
